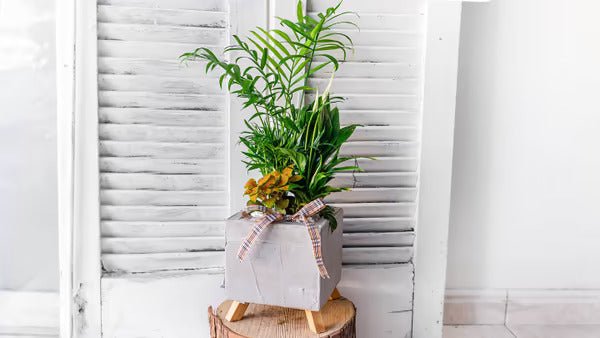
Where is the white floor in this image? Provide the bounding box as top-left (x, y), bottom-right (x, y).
top-left (4, 326), bottom-right (600, 338)
top-left (444, 325), bottom-right (600, 338)
top-left (0, 336), bottom-right (57, 338)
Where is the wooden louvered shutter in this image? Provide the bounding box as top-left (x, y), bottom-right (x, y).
top-left (97, 0), bottom-right (230, 273)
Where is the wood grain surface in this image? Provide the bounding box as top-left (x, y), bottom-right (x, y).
top-left (209, 299), bottom-right (356, 338)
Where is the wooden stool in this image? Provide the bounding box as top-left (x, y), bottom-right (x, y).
top-left (208, 289), bottom-right (356, 337)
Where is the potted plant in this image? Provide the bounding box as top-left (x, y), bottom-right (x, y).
top-left (181, 0), bottom-right (358, 329)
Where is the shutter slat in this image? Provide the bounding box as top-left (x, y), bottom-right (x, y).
top-left (343, 232), bottom-right (415, 247)
top-left (328, 30), bottom-right (422, 47)
top-left (315, 46), bottom-right (419, 63)
top-left (340, 157), bottom-right (418, 172)
top-left (340, 141), bottom-right (419, 157)
top-left (102, 252), bottom-right (225, 273)
top-left (98, 23), bottom-right (226, 45)
top-left (100, 158), bottom-right (225, 174)
top-left (331, 94), bottom-right (419, 110)
top-left (307, 0), bottom-right (424, 14)
top-left (350, 126), bottom-right (418, 141)
top-left (102, 237), bottom-right (225, 254)
top-left (311, 13), bottom-right (423, 31)
top-left (99, 57), bottom-right (214, 78)
top-left (331, 173), bottom-right (417, 188)
top-left (102, 221), bottom-right (225, 238)
top-left (340, 110), bottom-right (419, 126)
top-left (100, 173), bottom-right (225, 190)
top-left (98, 5), bottom-right (227, 27)
top-left (329, 203), bottom-right (417, 218)
top-left (97, 0), bottom-right (227, 12)
top-left (100, 124), bottom-right (225, 143)
top-left (99, 141), bottom-right (225, 159)
top-left (98, 40), bottom-right (224, 59)
top-left (99, 124), bottom-right (226, 143)
top-left (99, 108), bottom-right (225, 127)
top-left (101, 190), bottom-right (227, 206)
top-left (98, 74), bottom-right (224, 94)
top-left (309, 78), bottom-right (419, 95)
top-left (98, 91), bottom-right (224, 110)
top-left (342, 247), bottom-right (413, 265)
top-left (326, 188), bottom-right (417, 203)
top-left (312, 62), bottom-right (420, 79)
top-left (344, 217), bottom-right (414, 232)
top-left (101, 206), bottom-right (228, 221)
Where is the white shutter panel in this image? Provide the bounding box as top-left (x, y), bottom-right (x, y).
top-left (307, 0), bottom-right (427, 265)
top-left (308, 2), bottom-right (427, 335)
top-left (97, 0), bottom-right (230, 273)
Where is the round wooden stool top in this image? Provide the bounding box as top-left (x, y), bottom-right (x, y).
top-left (208, 298), bottom-right (356, 338)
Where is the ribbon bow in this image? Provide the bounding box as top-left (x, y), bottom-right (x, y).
top-left (236, 199), bottom-right (330, 278)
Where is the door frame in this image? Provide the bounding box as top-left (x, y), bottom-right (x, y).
top-left (56, 1), bottom-right (478, 337)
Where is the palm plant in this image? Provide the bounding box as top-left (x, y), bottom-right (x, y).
top-left (181, 0), bottom-right (359, 229)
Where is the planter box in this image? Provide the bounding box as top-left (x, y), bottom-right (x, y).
top-left (225, 208), bottom-right (343, 311)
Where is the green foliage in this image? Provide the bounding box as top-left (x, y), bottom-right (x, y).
top-left (180, 0), bottom-right (360, 229)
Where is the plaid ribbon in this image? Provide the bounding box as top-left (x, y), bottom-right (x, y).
top-left (237, 199), bottom-right (330, 278)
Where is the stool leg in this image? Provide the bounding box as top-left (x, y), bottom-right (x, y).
top-left (329, 287), bottom-right (342, 300)
top-left (305, 309), bottom-right (326, 334)
top-left (225, 301), bottom-right (249, 322)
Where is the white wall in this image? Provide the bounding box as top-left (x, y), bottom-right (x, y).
top-left (446, 0), bottom-right (600, 289)
top-left (0, 0), bottom-right (58, 291)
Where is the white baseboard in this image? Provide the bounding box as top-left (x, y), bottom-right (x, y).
top-left (0, 290), bottom-right (59, 336)
top-left (444, 289), bottom-right (600, 326)
top-left (444, 289), bottom-right (507, 325)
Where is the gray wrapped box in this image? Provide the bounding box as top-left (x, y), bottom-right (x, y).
top-left (225, 208), bottom-right (343, 311)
